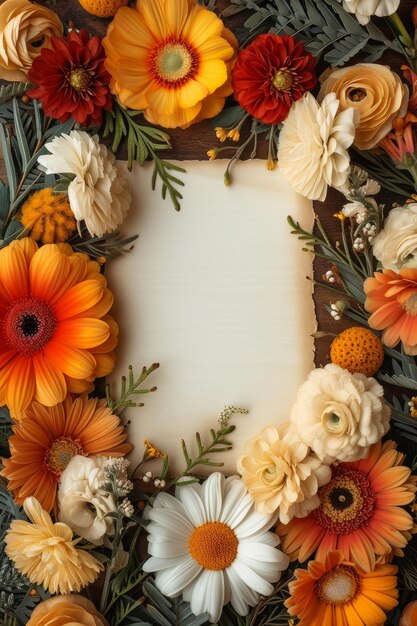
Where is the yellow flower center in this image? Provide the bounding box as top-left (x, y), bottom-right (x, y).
top-left (188, 521), bottom-right (238, 570)
top-left (152, 40), bottom-right (198, 85)
top-left (316, 565), bottom-right (360, 606)
top-left (272, 69), bottom-right (293, 91)
top-left (45, 437), bottom-right (84, 475)
top-left (404, 292), bottom-right (417, 316)
top-left (68, 68), bottom-right (91, 91)
top-left (347, 88), bottom-right (367, 102)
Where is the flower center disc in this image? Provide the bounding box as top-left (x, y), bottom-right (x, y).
top-left (152, 41), bottom-right (197, 85)
top-left (45, 437), bottom-right (84, 476)
top-left (272, 69), bottom-right (293, 91)
top-left (316, 565), bottom-right (360, 606)
top-left (3, 296), bottom-right (57, 356)
top-left (348, 87), bottom-right (367, 102)
top-left (68, 68), bottom-right (91, 91)
top-left (313, 466), bottom-right (375, 534)
top-left (188, 521), bottom-right (238, 570)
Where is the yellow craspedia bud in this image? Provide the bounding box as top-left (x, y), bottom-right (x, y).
top-left (20, 188), bottom-right (77, 245)
top-left (330, 326), bottom-right (384, 377)
top-left (78, 0), bottom-right (129, 18)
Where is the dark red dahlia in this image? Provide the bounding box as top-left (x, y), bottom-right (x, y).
top-left (232, 34), bottom-right (317, 125)
top-left (28, 29), bottom-right (112, 127)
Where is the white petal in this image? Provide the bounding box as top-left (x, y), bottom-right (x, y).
top-left (143, 554), bottom-right (190, 572)
top-left (202, 472), bottom-right (223, 522)
top-left (238, 541), bottom-right (283, 563)
top-left (229, 560), bottom-right (274, 597)
top-left (148, 539), bottom-right (188, 558)
top-left (191, 569), bottom-right (225, 623)
top-left (155, 557), bottom-right (201, 597)
top-left (234, 510), bottom-right (276, 539)
top-left (225, 565), bottom-right (253, 616)
top-left (147, 508), bottom-right (194, 535)
top-left (177, 486), bottom-right (207, 527)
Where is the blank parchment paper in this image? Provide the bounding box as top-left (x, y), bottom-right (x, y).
top-left (107, 160), bottom-right (316, 474)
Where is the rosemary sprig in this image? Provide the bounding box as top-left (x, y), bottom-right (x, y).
top-left (105, 363), bottom-right (159, 414)
top-left (102, 102), bottom-right (185, 211)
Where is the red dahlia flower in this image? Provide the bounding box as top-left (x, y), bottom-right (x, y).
top-left (232, 34), bottom-right (317, 125)
top-left (28, 29), bottom-right (112, 127)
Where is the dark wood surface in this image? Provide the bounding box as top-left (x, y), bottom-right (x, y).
top-left (40, 0), bottom-right (416, 366)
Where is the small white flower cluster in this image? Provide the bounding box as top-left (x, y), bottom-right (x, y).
top-left (330, 300), bottom-right (347, 321)
top-left (324, 270), bottom-right (336, 283)
top-left (363, 222), bottom-right (377, 243)
top-left (353, 237), bottom-right (366, 252)
top-left (142, 470), bottom-right (166, 489)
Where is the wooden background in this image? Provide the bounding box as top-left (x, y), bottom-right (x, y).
top-left (40, 0), bottom-right (415, 366)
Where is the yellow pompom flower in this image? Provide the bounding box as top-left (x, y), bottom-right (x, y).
top-left (5, 497), bottom-right (102, 594)
top-left (20, 188), bottom-right (76, 244)
top-left (103, 0), bottom-right (237, 129)
top-left (330, 326), bottom-right (384, 377)
top-left (79, 0), bottom-right (128, 18)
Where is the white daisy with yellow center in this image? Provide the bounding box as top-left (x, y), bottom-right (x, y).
top-left (143, 473), bottom-right (289, 623)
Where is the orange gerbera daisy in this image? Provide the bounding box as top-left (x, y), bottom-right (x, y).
top-left (285, 551), bottom-right (398, 626)
top-left (0, 238), bottom-right (118, 417)
top-left (103, 0), bottom-right (237, 128)
top-left (364, 267), bottom-right (417, 355)
top-left (278, 441), bottom-right (416, 572)
top-left (1, 395), bottom-right (132, 512)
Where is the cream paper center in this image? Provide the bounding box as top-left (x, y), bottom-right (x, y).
top-left (108, 160), bottom-right (315, 474)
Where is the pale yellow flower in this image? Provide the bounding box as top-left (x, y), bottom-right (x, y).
top-left (237, 424), bottom-right (331, 523)
top-left (318, 63), bottom-right (408, 150)
top-left (5, 497), bottom-right (102, 594)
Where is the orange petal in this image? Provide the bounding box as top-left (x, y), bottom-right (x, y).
top-left (6, 356), bottom-right (35, 416)
top-left (0, 242), bottom-right (30, 302)
top-left (53, 318), bottom-right (110, 349)
top-left (53, 279), bottom-right (104, 320)
top-left (32, 354), bottom-right (67, 406)
top-left (44, 342), bottom-right (96, 379)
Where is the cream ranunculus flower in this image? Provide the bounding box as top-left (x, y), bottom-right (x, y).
top-left (38, 130), bottom-right (131, 238)
top-left (372, 203), bottom-right (417, 270)
top-left (27, 595), bottom-right (109, 626)
top-left (237, 424), bottom-right (331, 523)
top-left (318, 63), bottom-right (408, 150)
top-left (290, 364), bottom-right (391, 463)
top-left (0, 0), bottom-right (63, 81)
top-left (339, 0), bottom-right (400, 24)
top-left (58, 455), bottom-right (117, 546)
top-left (5, 497), bottom-right (102, 594)
top-left (278, 92), bottom-right (359, 201)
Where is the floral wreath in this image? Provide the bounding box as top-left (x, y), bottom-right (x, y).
top-left (0, 1), bottom-right (417, 626)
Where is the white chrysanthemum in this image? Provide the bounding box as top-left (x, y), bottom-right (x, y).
top-left (143, 473), bottom-right (289, 623)
top-left (58, 455), bottom-right (117, 546)
top-left (372, 203), bottom-right (417, 270)
top-left (237, 424), bottom-right (331, 523)
top-left (278, 93), bottom-right (359, 201)
top-left (38, 130), bottom-right (131, 237)
top-left (339, 0), bottom-right (400, 24)
top-left (291, 364), bottom-right (391, 463)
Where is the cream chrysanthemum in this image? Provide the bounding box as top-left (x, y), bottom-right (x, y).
top-left (143, 472), bottom-right (289, 623)
top-left (339, 0), bottom-right (400, 24)
top-left (5, 497), bottom-right (102, 594)
top-left (290, 364), bottom-right (391, 463)
top-left (38, 130), bottom-right (131, 238)
top-left (237, 424), bottom-right (331, 522)
top-left (278, 92), bottom-right (359, 201)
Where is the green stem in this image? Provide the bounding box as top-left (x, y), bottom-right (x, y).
top-left (386, 12), bottom-right (417, 69)
top-left (99, 516), bottom-right (123, 614)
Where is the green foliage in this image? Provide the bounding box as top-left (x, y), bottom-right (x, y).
top-left (352, 148), bottom-right (417, 198)
top-left (106, 364), bottom-right (160, 414)
top-left (68, 228), bottom-right (139, 260)
top-left (224, 0), bottom-right (401, 64)
top-left (102, 103), bottom-right (185, 211)
top-left (0, 408), bottom-right (12, 458)
top-left (0, 83), bottom-right (31, 106)
top-left (0, 98), bottom-right (74, 247)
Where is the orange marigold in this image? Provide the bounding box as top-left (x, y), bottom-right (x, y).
top-left (20, 188), bottom-right (76, 244)
top-left (79, 0), bottom-right (128, 18)
top-left (330, 326), bottom-right (384, 377)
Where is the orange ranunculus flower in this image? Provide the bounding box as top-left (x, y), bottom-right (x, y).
top-left (103, 0), bottom-right (237, 129)
top-left (364, 267), bottom-right (417, 355)
top-left (318, 63), bottom-right (408, 150)
top-left (277, 441), bottom-right (416, 573)
top-left (0, 0), bottom-right (63, 81)
top-left (0, 238), bottom-right (118, 417)
top-left (285, 551), bottom-right (398, 626)
top-left (1, 394), bottom-right (132, 512)
top-left (27, 595), bottom-right (109, 626)
top-left (400, 601), bottom-right (417, 626)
